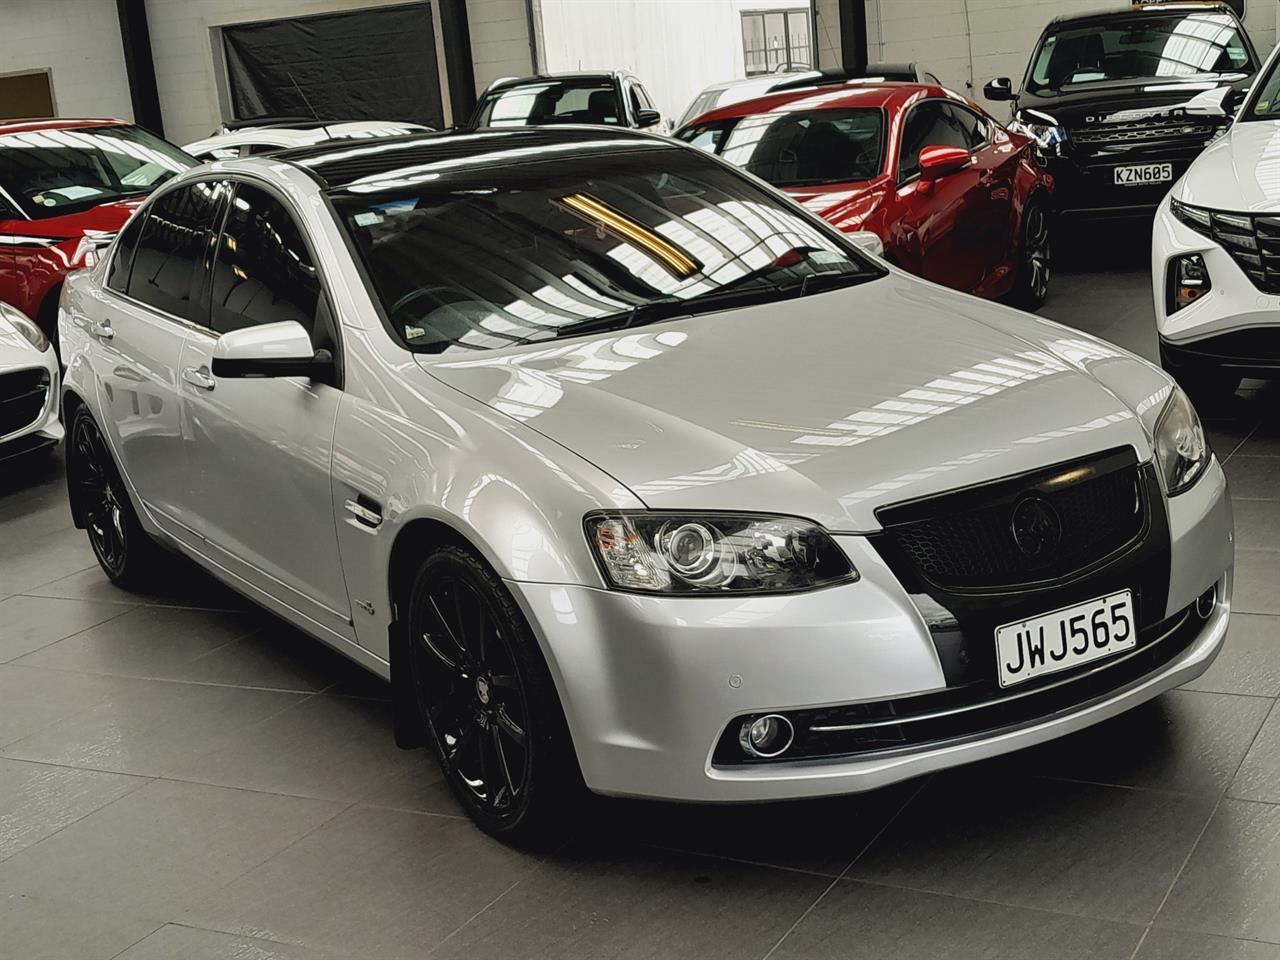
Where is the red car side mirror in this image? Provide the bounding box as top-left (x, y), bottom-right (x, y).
top-left (918, 145), bottom-right (973, 181)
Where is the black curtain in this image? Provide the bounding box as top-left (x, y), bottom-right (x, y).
top-left (222, 2), bottom-right (444, 128)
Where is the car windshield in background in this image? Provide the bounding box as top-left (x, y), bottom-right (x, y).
top-left (0, 124), bottom-right (196, 219)
top-left (1025, 12), bottom-right (1253, 93)
top-left (678, 108), bottom-right (885, 187)
top-left (474, 80), bottom-right (625, 127)
top-left (1245, 53), bottom-right (1280, 121)
top-left (335, 146), bottom-right (881, 355)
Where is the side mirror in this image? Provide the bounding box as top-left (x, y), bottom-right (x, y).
top-left (984, 77), bottom-right (1015, 101)
top-left (1186, 86), bottom-right (1234, 117)
top-left (635, 108), bottom-right (662, 128)
top-left (210, 319), bottom-right (331, 380)
top-left (918, 145), bottom-right (973, 181)
top-left (847, 231), bottom-right (884, 258)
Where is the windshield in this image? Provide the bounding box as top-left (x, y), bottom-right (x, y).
top-left (1025, 12), bottom-right (1253, 94)
top-left (676, 108), bottom-right (886, 187)
top-left (1243, 53), bottom-right (1280, 121)
top-left (474, 80), bottom-right (624, 127)
top-left (335, 145), bottom-right (881, 355)
top-left (0, 124), bottom-right (196, 219)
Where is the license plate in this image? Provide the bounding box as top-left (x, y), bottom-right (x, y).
top-left (1114, 163), bottom-right (1172, 186)
top-left (994, 590), bottom-right (1135, 688)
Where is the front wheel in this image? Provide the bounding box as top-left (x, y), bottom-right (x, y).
top-left (1009, 200), bottom-right (1052, 311)
top-left (406, 545), bottom-right (583, 844)
top-left (67, 407), bottom-right (165, 588)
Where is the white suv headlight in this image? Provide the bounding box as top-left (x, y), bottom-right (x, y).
top-left (0, 305), bottom-right (50, 353)
top-left (585, 512), bottom-right (857, 594)
top-left (1153, 386), bottom-right (1208, 496)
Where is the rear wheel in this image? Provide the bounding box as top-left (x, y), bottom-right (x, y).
top-left (67, 407), bottom-right (165, 588)
top-left (1010, 199), bottom-right (1051, 310)
top-left (406, 545), bottom-right (582, 845)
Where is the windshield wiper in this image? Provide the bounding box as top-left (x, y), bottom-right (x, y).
top-left (543, 272), bottom-right (875, 343)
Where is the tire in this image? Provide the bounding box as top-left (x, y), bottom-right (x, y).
top-left (67, 407), bottom-right (166, 589)
top-left (1159, 344), bottom-right (1241, 408)
top-left (405, 544), bottom-right (584, 845)
top-left (1009, 199), bottom-right (1052, 311)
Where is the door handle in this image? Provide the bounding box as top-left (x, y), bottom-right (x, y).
top-left (181, 366), bottom-right (216, 391)
top-left (89, 320), bottom-right (114, 340)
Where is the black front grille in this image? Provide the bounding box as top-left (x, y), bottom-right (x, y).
top-left (713, 595), bottom-right (1208, 766)
top-left (0, 367), bottom-right (49, 438)
top-left (1068, 119), bottom-right (1218, 148)
top-left (1172, 202), bottom-right (1280, 294)
top-left (876, 448), bottom-right (1145, 591)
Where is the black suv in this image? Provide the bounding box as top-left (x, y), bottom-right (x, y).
top-left (985, 1), bottom-right (1258, 220)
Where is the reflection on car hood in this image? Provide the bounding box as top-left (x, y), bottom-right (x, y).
top-left (1177, 120), bottom-right (1280, 212)
top-left (422, 273), bottom-right (1168, 530)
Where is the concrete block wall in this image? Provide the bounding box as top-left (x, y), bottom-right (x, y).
top-left (0, 0), bottom-right (133, 121)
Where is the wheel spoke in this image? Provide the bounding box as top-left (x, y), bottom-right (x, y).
top-left (454, 583), bottom-right (487, 664)
top-left (418, 627), bottom-right (462, 674)
top-left (428, 591), bottom-right (470, 664)
top-left (490, 723), bottom-right (517, 801)
top-left (495, 706), bottom-right (527, 748)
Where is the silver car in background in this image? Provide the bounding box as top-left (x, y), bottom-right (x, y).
top-left (58, 126), bottom-right (1232, 843)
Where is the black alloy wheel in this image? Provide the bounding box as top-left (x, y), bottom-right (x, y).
top-left (68, 407), bottom-right (162, 587)
top-left (1013, 200), bottom-right (1052, 310)
top-left (407, 545), bottom-right (580, 842)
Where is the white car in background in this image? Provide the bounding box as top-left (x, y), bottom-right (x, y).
top-left (677, 62), bottom-right (941, 127)
top-left (183, 117), bottom-right (433, 161)
top-left (0, 302), bottom-right (60, 464)
top-left (1154, 42), bottom-right (1280, 401)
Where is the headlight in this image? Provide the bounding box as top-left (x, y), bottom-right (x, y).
top-left (585, 512), bottom-right (857, 594)
top-left (1153, 386), bottom-right (1208, 496)
top-left (0, 306), bottom-right (50, 353)
top-left (1010, 109), bottom-right (1068, 153)
top-left (1170, 198), bottom-right (1214, 239)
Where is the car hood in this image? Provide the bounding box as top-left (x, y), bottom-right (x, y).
top-left (1176, 120), bottom-right (1280, 212)
top-left (5, 197), bottom-right (141, 238)
top-left (420, 274), bottom-right (1167, 531)
top-left (784, 179), bottom-right (887, 232)
top-left (1018, 73), bottom-right (1252, 127)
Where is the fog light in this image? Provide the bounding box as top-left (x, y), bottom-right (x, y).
top-left (1196, 584), bottom-right (1217, 620)
top-left (739, 714), bottom-right (794, 758)
top-left (1169, 254), bottom-right (1210, 314)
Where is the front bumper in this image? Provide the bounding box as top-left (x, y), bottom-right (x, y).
top-left (513, 457), bottom-right (1232, 802)
top-left (0, 353), bottom-right (62, 462)
top-left (1153, 194), bottom-right (1280, 373)
top-left (1049, 149), bottom-right (1200, 220)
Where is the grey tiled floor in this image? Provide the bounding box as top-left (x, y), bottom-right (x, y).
top-left (3, 240), bottom-right (1280, 959)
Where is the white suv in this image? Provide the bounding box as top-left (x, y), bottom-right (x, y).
top-left (184, 117), bottom-right (432, 161)
top-left (1152, 42), bottom-right (1280, 400)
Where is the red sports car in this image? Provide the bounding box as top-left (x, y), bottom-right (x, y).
top-left (676, 82), bottom-right (1054, 307)
top-left (0, 119), bottom-right (196, 343)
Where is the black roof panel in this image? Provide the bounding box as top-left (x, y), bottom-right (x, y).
top-left (277, 126), bottom-right (666, 191)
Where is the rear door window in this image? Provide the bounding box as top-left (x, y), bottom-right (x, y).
top-left (106, 211), bottom-right (147, 294)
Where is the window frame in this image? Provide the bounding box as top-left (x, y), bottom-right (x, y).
top-left (104, 176), bottom-right (230, 330)
top-left (895, 98), bottom-right (987, 186)
top-left (204, 175), bottom-right (344, 388)
top-left (740, 9), bottom-right (813, 77)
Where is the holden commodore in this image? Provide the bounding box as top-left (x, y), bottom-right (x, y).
top-left (58, 126), bottom-right (1232, 843)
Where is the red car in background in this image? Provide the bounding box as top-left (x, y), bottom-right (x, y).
top-left (0, 119), bottom-right (196, 344)
top-left (676, 82), bottom-right (1054, 308)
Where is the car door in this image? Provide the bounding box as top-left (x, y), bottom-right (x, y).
top-left (894, 100), bottom-right (988, 293)
top-left (946, 103), bottom-right (1017, 289)
top-left (93, 180), bottom-right (228, 547)
top-left (177, 179), bottom-right (352, 641)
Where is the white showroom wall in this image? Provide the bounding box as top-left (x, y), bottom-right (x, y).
top-left (814, 0), bottom-right (1279, 115)
top-left (537, 0), bottom-right (810, 123)
top-left (0, 0), bottom-right (134, 121)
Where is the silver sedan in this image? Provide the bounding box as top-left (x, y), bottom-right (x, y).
top-left (58, 126), bottom-right (1232, 843)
